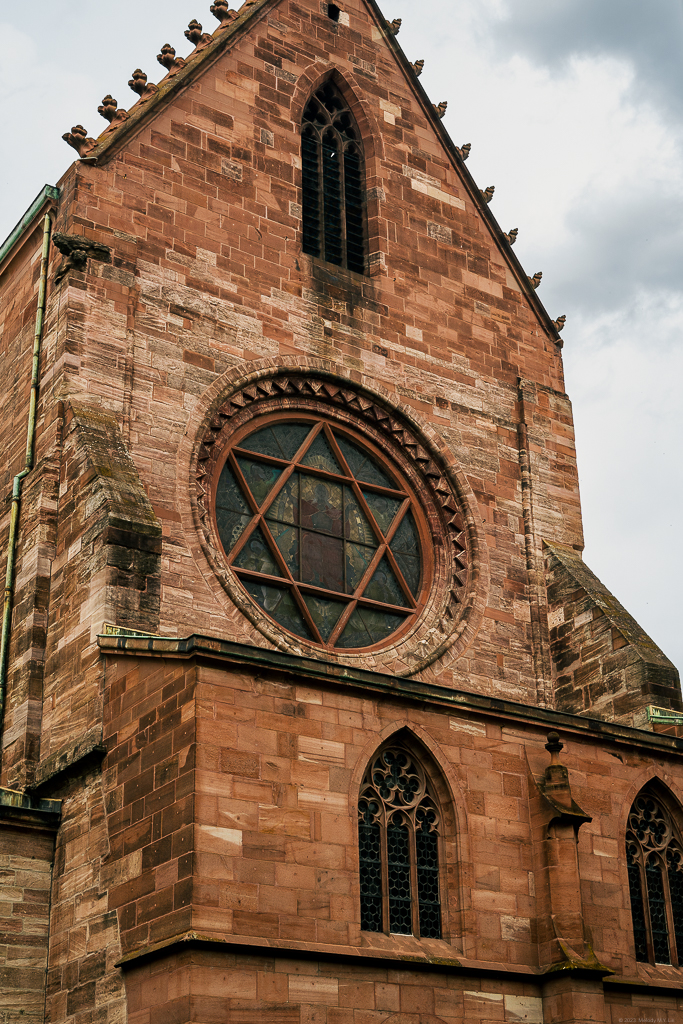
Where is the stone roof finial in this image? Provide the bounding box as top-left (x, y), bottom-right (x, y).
top-left (157, 44), bottom-right (187, 74)
top-left (545, 730), bottom-right (563, 763)
top-left (211, 0), bottom-right (238, 27)
top-left (434, 101), bottom-right (447, 118)
top-left (503, 227), bottom-right (518, 245)
top-left (185, 19), bottom-right (214, 52)
top-left (97, 95), bottom-right (130, 131)
top-left (62, 125), bottom-right (96, 159)
top-left (128, 69), bottom-right (159, 101)
top-left (529, 271), bottom-right (543, 290)
top-left (456, 142), bottom-right (471, 161)
top-left (481, 185), bottom-right (495, 203)
top-left (386, 18), bottom-right (401, 35)
top-left (98, 95), bottom-right (118, 122)
top-left (410, 59), bottom-right (424, 77)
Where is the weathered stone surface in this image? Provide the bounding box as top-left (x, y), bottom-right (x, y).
top-left (0, 0), bottom-right (680, 1019)
top-left (546, 541), bottom-right (681, 727)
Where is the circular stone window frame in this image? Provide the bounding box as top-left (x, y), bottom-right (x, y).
top-left (191, 368), bottom-right (487, 676)
top-left (210, 409), bottom-right (434, 653)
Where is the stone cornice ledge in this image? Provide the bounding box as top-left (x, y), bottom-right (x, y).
top-left (116, 929), bottom-right (494, 974)
top-left (28, 726), bottom-right (107, 797)
top-left (115, 932), bottom-right (674, 991)
top-left (98, 632), bottom-right (683, 755)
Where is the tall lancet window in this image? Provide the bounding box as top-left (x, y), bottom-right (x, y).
top-left (626, 790), bottom-right (683, 965)
top-left (358, 745), bottom-right (442, 938)
top-left (301, 80), bottom-right (366, 274)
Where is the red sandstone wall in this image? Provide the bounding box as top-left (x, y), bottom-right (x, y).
top-left (0, 822), bottom-right (54, 1022)
top-left (3, 0), bottom-right (583, 750)
top-left (2, 2), bottom-right (677, 1019)
top-left (98, 651), bottom-right (683, 985)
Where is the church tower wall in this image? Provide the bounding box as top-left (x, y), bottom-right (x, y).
top-left (0, 0), bottom-right (681, 1021)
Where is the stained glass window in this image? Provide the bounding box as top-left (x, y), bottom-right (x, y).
top-left (358, 745), bottom-right (442, 939)
top-left (626, 791), bottom-right (683, 965)
top-left (301, 81), bottom-right (366, 273)
top-left (215, 417), bottom-right (425, 650)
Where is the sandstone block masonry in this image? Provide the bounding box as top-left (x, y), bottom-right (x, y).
top-left (0, 0), bottom-right (680, 1019)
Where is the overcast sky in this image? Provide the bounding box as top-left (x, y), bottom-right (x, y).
top-left (1, 0), bottom-right (681, 674)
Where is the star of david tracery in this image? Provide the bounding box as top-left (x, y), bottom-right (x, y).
top-left (213, 415), bottom-right (428, 650)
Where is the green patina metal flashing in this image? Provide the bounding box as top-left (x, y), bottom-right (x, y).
top-left (0, 185), bottom-right (59, 271)
top-left (0, 210), bottom-right (55, 739)
top-left (0, 786), bottom-right (61, 826)
top-left (97, 632), bottom-right (683, 755)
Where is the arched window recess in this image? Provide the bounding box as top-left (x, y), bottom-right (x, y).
top-left (358, 744), bottom-right (442, 939)
top-left (301, 80), bottom-right (366, 274)
top-left (626, 788), bottom-right (683, 965)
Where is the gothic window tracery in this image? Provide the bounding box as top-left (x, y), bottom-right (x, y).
top-left (213, 414), bottom-right (427, 650)
top-left (358, 745), bottom-right (442, 938)
top-left (626, 790), bottom-right (683, 965)
top-left (301, 80), bottom-right (366, 273)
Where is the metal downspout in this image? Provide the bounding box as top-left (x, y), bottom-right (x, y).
top-left (0, 212), bottom-right (53, 739)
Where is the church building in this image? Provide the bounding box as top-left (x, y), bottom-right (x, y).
top-left (1, 0), bottom-right (682, 1021)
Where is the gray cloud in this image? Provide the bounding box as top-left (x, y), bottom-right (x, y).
top-left (490, 0), bottom-right (683, 117)
top-left (535, 191), bottom-right (683, 322)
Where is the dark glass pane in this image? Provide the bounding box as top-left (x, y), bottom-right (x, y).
top-left (301, 475), bottom-right (343, 535)
top-left (362, 491), bottom-right (402, 537)
top-left (390, 512), bottom-right (421, 597)
top-left (300, 433), bottom-right (343, 475)
top-left (345, 543), bottom-right (375, 594)
top-left (666, 849), bottom-right (683, 963)
top-left (335, 435), bottom-right (393, 488)
top-left (322, 129), bottom-right (343, 266)
top-left (216, 462), bottom-right (251, 514)
top-left (216, 509), bottom-right (251, 554)
top-left (359, 822), bottom-right (382, 932)
top-left (268, 521), bottom-right (299, 577)
top-left (344, 488), bottom-right (377, 545)
top-left (387, 823), bottom-right (412, 934)
top-left (301, 532), bottom-right (344, 592)
top-left (240, 422), bottom-right (311, 461)
top-left (303, 594), bottom-right (347, 642)
top-left (336, 606), bottom-right (406, 648)
top-left (344, 146), bottom-right (365, 274)
top-left (416, 807), bottom-right (441, 939)
top-left (236, 457), bottom-right (282, 507)
top-left (243, 580), bottom-right (312, 640)
top-left (265, 475), bottom-right (299, 525)
top-left (363, 556), bottom-right (408, 607)
top-left (646, 858), bottom-right (671, 963)
top-left (233, 527), bottom-right (283, 577)
top-left (627, 841), bottom-right (649, 962)
top-left (302, 129), bottom-right (321, 259)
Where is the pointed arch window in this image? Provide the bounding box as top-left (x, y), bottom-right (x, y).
top-left (358, 745), bottom-right (442, 938)
top-left (626, 790), bottom-right (683, 965)
top-left (301, 81), bottom-right (366, 274)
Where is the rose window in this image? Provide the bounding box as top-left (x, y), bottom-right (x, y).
top-left (213, 414), bottom-right (427, 650)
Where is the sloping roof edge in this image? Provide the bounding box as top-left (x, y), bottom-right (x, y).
top-left (70, 0), bottom-right (561, 343)
top-left (544, 540), bottom-right (677, 671)
top-left (0, 184), bottom-right (60, 276)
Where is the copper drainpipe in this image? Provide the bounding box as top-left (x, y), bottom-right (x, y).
top-left (0, 211), bottom-right (54, 740)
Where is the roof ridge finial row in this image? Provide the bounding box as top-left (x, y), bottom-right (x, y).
top-left (62, 1), bottom-right (245, 160)
top-left (58, 0), bottom-right (568, 342)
